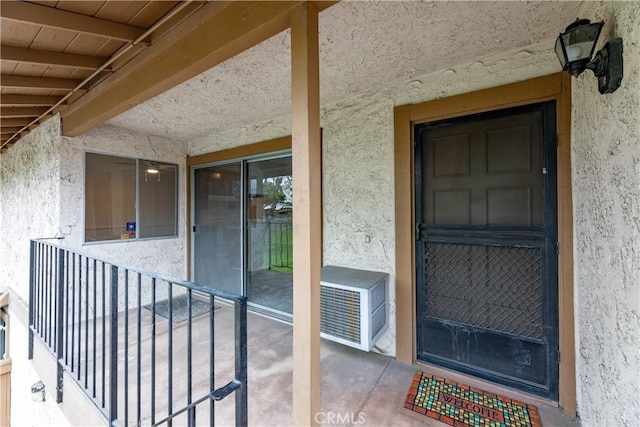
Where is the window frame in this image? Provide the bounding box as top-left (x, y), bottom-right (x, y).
top-left (83, 150), bottom-right (179, 244)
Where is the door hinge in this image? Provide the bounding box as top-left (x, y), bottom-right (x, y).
top-left (556, 349), bottom-right (561, 363)
top-left (556, 241), bottom-right (560, 256)
top-left (192, 226), bottom-right (196, 233)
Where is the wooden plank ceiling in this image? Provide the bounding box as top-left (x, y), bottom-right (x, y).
top-left (0, 0), bottom-right (205, 152)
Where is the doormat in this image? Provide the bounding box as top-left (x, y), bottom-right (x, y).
top-left (144, 294), bottom-right (219, 323)
top-left (404, 370), bottom-right (542, 427)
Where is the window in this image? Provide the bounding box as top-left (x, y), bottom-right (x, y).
top-left (85, 153), bottom-right (178, 242)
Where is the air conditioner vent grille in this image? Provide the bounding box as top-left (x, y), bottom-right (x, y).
top-left (320, 286), bottom-right (361, 343)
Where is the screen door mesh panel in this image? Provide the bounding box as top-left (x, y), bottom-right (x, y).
top-left (424, 241), bottom-right (543, 339)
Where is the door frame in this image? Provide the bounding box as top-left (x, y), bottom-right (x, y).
top-left (394, 73), bottom-right (576, 414)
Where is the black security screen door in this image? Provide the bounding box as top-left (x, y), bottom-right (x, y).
top-left (415, 102), bottom-right (558, 399)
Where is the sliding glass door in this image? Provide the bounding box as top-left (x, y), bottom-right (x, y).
top-left (192, 162), bottom-right (243, 295)
top-left (246, 157), bottom-right (293, 315)
top-left (192, 154), bottom-right (293, 317)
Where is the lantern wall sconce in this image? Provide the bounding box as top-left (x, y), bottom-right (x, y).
top-left (555, 19), bottom-right (623, 94)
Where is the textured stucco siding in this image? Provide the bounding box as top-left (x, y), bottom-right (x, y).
top-left (58, 124), bottom-right (189, 280)
top-left (0, 117), bottom-right (62, 301)
top-left (0, 2), bottom-right (636, 423)
top-left (190, 40), bottom-right (560, 355)
top-left (572, 2), bottom-right (640, 425)
top-left (0, 121), bottom-right (188, 299)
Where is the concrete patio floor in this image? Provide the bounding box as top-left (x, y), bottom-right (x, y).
top-left (42, 299), bottom-right (581, 426)
top-left (147, 304), bottom-right (581, 427)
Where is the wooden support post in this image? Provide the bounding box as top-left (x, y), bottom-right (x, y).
top-left (291, 2), bottom-right (321, 426)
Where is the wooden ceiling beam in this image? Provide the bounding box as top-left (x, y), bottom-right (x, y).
top-left (1, 45), bottom-right (109, 70)
top-left (0, 1), bottom-right (146, 42)
top-left (1, 95), bottom-right (64, 107)
top-left (1, 127), bottom-right (24, 134)
top-left (62, 0), bottom-right (339, 137)
top-left (0, 118), bottom-right (30, 127)
top-left (1, 74), bottom-right (81, 90)
top-left (1, 107), bottom-right (49, 118)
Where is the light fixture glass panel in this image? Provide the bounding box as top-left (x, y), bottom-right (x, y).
top-left (555, 37), bottom-right (567, 67)
top-left (562, 22), bottom-right (603, 62)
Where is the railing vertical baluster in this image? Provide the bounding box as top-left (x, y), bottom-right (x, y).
top-left (93, 259), bottom-right (97, 398)
top-left (71, 253), bottom-right (76, 373)
top-left (44, 244), bottom-right (48, 340)
top-left (33, 243), bottom-right (39, 339)
top-left (151, 278), bottom-right (156, 426)
top-left (280, 224), bottom-right (285, 268)
top-left (209, 294), bottom-right (215, 427)
top-left (35, 243), bottom-right (39, 337)
top-left (84, 257), bottom-right (89, 389)
top-left (56, 248), bottom-right (65, 403)
top-left (102, 262), bottom-right (106, 408)
top-left (39, 243), bottom-right (44, 336)
top-left (52, 246), bottom-right (56, 346)
top-left (268, 220), bottom-right (272, 270)
top-left (53, 248), bottom-right (57, 350)
top-left (50, 245), bottom-right (54, 346)
top-left (28, 240), bottom-right (35, 360)
top-left (167, 282), bottom-right (173, 427)
top-left (77, 255), bottom-right (82, 382)
top-left (136, 273), bottom-right (142, 427)
top-left (47, 245), bottom-right (52, 346)
top-left (235, 297), bottom-right (248, 427)
top-left (65, 251), bottom-right (70, 365)
top-left (284, 223), bottom-right (288, 268)
top-left (109, 264), bottom-right (118, 425)
top-left (124, 269), bottom-right (129, 427)
top-left (41, 243), bottom-right (46, 337)
top-left (187, 289), bottom-right (194, 427)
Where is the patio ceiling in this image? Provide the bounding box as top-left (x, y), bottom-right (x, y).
top-left (0, 0), bottom-right (209, 151)
top-left (0, 1), bottom-right (583, 151)
top-left (106, 0), bottom-right (582, 142)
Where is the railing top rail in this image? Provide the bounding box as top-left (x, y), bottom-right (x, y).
top-left (30, 239), bottom-right (247, 303)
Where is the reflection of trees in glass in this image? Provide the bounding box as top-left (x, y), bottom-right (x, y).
top-left (262, 175), bottom-right (293, 205)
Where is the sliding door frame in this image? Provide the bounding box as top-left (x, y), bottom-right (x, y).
top-left (186, 135), bottom-right (292, 290)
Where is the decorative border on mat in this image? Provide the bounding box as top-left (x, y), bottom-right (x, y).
top-left (404, 370), bottom-right (542, 427)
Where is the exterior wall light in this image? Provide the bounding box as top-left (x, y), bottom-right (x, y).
top-left (555, 19), bottom-right (623, 94)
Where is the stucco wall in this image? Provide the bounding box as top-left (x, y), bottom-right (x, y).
top-left (58, 124), bottom-right (189, 280)
top-left (572, 1), bottom-right (640, 425)
top-left (0, 117), bottom-right (62, 301)
top-left (0, 120), bottom-right (188, 299)
top-left (189, 40), bottom-right (561, 355)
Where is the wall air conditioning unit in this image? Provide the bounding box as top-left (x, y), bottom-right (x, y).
top-left (320, 266), bottom-right (388, 352)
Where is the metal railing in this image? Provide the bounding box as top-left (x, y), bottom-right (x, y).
top-left (266, 218), bottom-right (292, 270)
top-left (28, 239), bottom-right (247, 427)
